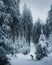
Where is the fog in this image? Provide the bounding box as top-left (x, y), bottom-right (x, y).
top-left (20, 0), bottom-right (52, 23)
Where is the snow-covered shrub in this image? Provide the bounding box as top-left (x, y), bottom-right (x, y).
top-left (36, 44), bottom-right (47, 60)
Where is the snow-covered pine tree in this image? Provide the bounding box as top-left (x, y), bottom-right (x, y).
top-left (20, 4), bottom-right (33, 46)
top-left (45, 5), bottom-right (52, 53)
top-left (43, 5), bottom-right (52, 38)
top-left (2, 0), bottom-right (20, 43)
top-left (0, 0), bottom-right (20, 65)
top-left (32, 18), bottom-right (41, 44)
top-left (0, 21), bottom-right (11, 65)
top-left (36, 32), bottom-right (48, 60)
top-left (43, 23), bottom-right (50, 38)
top-left (3, 0), bottom-right (20, 16)
top-left (47, 5), bottom-right (52, 33)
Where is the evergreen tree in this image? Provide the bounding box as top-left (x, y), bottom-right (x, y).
top-left (47, 5), bottom-right (52, 33)
top-left (36, 33), bottom-right (48, 60)
top-left (43, 5), bottom-right (52, 38)
top-left (2, 0), bottom-right (20, 43)
top-left (0, 0), bottom-right (20, 65)
top-left (32, 18), bottom-right (41, 44)
top-left (20, 4), bottom-right (33, 46)
top-left (43, 22), bottom-right (50, 38)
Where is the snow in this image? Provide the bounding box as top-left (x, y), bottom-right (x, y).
top-left (38, 33), bottom-right (47, 48)
top-left (29, 42), bottom-right (36, 58)
top-left (14, 35), bottom-right (30, 54)
top-left (39, 40), bottom-right (46, 48)
top-left (7, 53), bottom-right (52, 65)
top-left (0, 0), bottom-right (52, 65)
top-left (7, 42), bottom-right (52, 65)
top-left (0, 1), bottom-right (4, 9)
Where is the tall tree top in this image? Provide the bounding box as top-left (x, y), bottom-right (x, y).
top-left (51, 5), bottom-right (52, 10)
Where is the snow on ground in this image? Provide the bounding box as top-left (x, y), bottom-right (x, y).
top-left (29, 42), bottom-right (36, 58)
top-left (7, 42), bottom-right (52, 65)
top-left (7, 53), bottom-right (52, 65)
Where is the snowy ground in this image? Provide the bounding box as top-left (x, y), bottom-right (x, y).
top-left (7, 42), bottom-right (52, 65)
top-left (7, 52), bottom-right (52, 65)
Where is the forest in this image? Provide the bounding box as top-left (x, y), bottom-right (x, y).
top-left (0, 0), bottom-right (52, 65)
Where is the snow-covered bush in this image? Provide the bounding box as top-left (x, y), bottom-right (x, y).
top-left (36, 44), bottom-right (47, 60)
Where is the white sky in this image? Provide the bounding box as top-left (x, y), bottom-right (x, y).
top-left (20, 0), bottom-right (52, 23)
